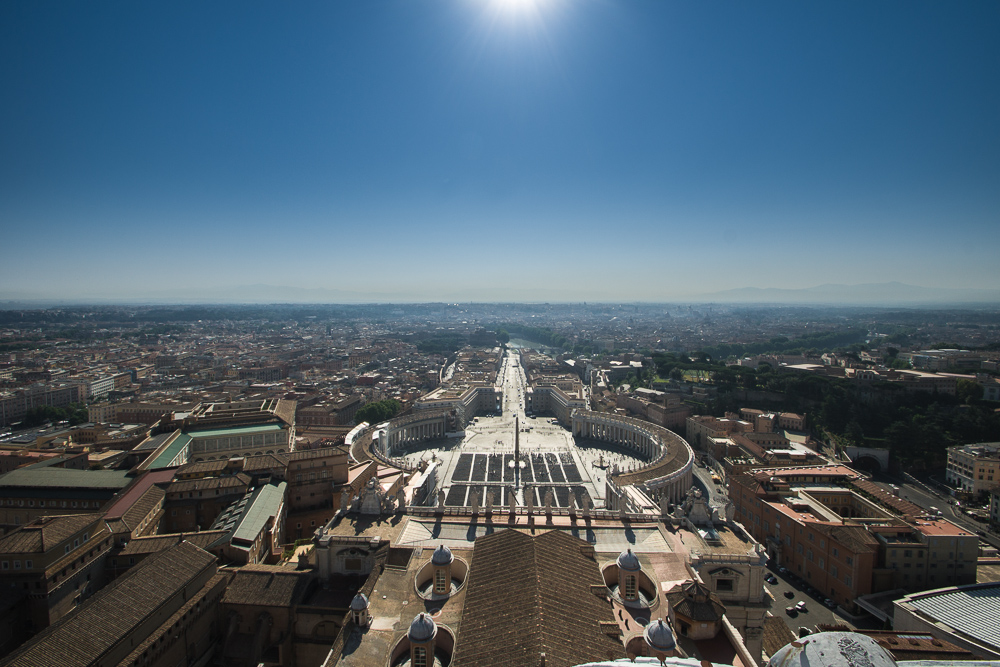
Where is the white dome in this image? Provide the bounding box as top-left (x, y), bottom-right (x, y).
top-left (617, 548), bottom-right (641, 572)
top-left (431, 544), bottom-right (454, 566)
top-left (408, 612), bottom-right (438, 643)
top-left (644, 619), bottom-right (676, 652)
top-left (350, 593), bottom-right (369, 611)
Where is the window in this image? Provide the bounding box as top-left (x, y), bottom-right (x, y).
top-left (716, 578), bottom-right (734, 592)
top-left (845, 576), bottom-right (852, 586)
top-left (832, 566), bottom-right (838, 578)
top-left (832, 548), bottom-right (839, 557)
top-left (1, 562), bottom-right (7, 570)
top-left (625, 574), bottom-right (639, 600)
top-left (413, 646), bottom-right (427, 667)
top-left (13, 561), bottom-right (20, 570)
top-left (434, 568), bottom-right (448, 595)
top-left (846, 556), bottom-right (853, 566)
top-left (24, 560), bottom-right (32, 569)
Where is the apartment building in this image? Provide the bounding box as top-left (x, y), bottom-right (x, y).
top-left (946, 442), bottom-right (1000, 497)
top-left (730, 465), bottom-right (976, 608)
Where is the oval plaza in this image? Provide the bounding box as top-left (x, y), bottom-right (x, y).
top-left (360, 347), bottom-right (693, 514)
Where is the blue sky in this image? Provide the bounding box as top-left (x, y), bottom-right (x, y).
top-left (1, 1), bottom-right (998, 302)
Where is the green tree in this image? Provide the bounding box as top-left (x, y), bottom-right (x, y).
top-left (957, 379), bottom-right (984, 404)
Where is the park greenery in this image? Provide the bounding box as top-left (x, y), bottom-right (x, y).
top-left (355, 399), bottom-right (402, 425)
top-left (21, 403), bottom-right (89, 428)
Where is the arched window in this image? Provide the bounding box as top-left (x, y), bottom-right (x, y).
top-left (624, 574), bottom-right (637, 600)
top-left (413, 646), bottom-right (427, 667)
top-left (434, 568), bottom-right (448, 595)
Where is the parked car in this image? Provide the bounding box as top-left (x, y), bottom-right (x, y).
top-left (785, 606), bottom-right (798, 616)
top-left (795, 601), bottom-right (807, 612)
top-left (784, 591), bottom-right (795, 599)
top-left (765, 574), bottom-right (778, 584)
top-left (824, 598), bottom-right (837, 608)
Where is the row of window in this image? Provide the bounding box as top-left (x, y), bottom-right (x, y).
top-left (3, 499), bottom-right (96, 508)
top-left (1, 559), bottom-right (33, 570)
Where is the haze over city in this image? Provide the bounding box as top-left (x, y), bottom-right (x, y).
top-left (2, 1), bottom-right (998, 304)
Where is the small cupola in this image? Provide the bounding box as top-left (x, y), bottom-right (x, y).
top-left (408, 612), bottom-right (438, 667)
top-left (644, 619), bottom-right (677, 663)
top-left (350, 592), bottom-right (370, 626)
top-left (617, 548), bottom-right (642, 601)
top-left (432, 545), bottom-right (454, 595)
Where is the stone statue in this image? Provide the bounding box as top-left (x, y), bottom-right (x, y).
top-left (660, 495), bottom-right (670, 517)
top-left (544, 489), bottom-right (554, 513)
top-left (486, 490), bottom-right (494, 513)
top-left (470, 489), bottom-right (480, 514)
top-left (725, 501), bottom-right (736, 523)
top-left (525, 489), bottom-right (534, 514)
top-left (437, 489), bottom-right (446, 509)
top-left (340, 489), bottom-right (351, 513)
top-left (508, 488), bottom-right (517, 515)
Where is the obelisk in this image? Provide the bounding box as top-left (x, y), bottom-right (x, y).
top-left (514, 413), bottom-right (520, 488)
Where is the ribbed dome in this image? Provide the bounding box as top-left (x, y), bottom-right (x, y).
top-left (431, 544), bottom-right (454, 566)
top-left (644, 619), bottom-right (676, 652)
top-left (617, 548), bottom-right (641, 572)
top-left (408, 612), bottom-right (437, 643)
top-left (350, 593), bottom-right (369, 611)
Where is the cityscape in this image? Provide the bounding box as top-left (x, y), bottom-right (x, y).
top-left (0, 303), bottom-right (999, 666)
top-left (2, 1), bottom-right (999, 666)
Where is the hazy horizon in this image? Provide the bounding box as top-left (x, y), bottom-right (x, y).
top-left (2, 1), bottom-right (998, 302)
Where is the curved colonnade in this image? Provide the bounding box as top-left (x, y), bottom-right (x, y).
top-left (368, 410), bottom-right (451, 469)
top-left (571, 409), bottom-right (693, 504)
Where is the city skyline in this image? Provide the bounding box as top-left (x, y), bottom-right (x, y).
top-left (2, 1), bottom-right (998, 303)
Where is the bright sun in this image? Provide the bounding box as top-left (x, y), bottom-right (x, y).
top-left (494, 0), bottom-right (539, 13)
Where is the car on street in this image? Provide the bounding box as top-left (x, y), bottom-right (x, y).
top-left (795, 601), bottom-right (807, 612)
top-left (783, 591), bottom-right (795, 599)
top-left (823, 598), bottom-right (836, 608)
top-left (765, 574), bottom-right (777, 584)
top-left (785, 606), bottom-right (797, 617)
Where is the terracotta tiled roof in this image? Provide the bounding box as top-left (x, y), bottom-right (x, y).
top-left (221, 565), bottom-right (312, 607)
top-left (118, 530), bottom-right (228, 556)
top-left (665, 581), bottom-right (726, 623)
top-left (0, 514), bottom-right (102, 554)
top-left (242, 452), bottom-right (289, 472)
top-left (118, 484), bottom-right (165, 531)
top-left (452, 529), bottom-right (625, 667)
top-left (2, 541), bottom-right (216, 667)
top-left (167, 473), bottom-right (251, 495)
top-left (176, 459), bottom-right (229, 475)
top-left (761, 616), bottom-right (796, 657)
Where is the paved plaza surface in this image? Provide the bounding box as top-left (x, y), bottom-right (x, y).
top-left (398, 349), bottom-right (647, 509)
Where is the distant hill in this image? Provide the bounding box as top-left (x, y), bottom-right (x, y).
top-left (698, 282), bottom-right (1000, 305)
